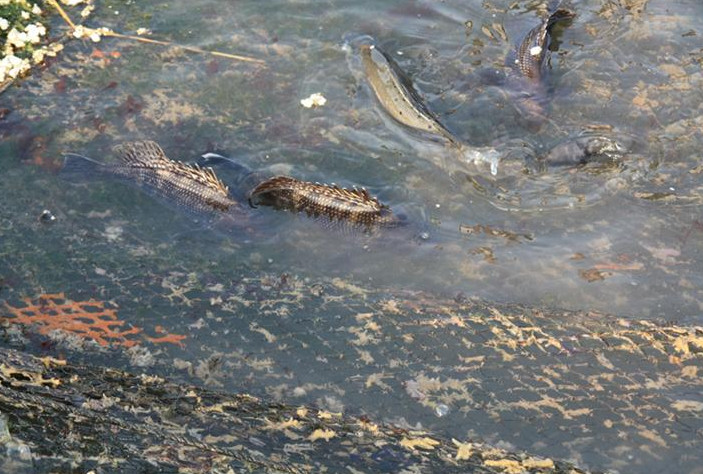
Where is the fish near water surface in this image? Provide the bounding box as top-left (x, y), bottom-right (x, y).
top-left (512, 8), bottom-right (576, 84)
top-left (360, 44), bottom-right (460, 147)
top-left (361, 43), bottom-right (501, 175)
top-left (541, 135), bottom-right (625, 168)
top-left (62, 140), bottom-right (241, 218)
top-left (249, 175), bottom-right (401, 232)
top-left (507, 5), bottom-right (575, 128)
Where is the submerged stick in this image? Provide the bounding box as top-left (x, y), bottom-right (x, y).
top-left (103, 31), bottom-right (266, 63)
top-left (47, 0), bottom-right (265, 64)
top-left (47, 0), bottom-right (76, 29)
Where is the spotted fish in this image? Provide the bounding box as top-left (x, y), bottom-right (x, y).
top-left (361, 43), bottom-right (501, 175)
top-left (62, 140), bottom-right (239, 216)
top-left (511, 7), bottom-right (575, 83)
top-left (507, 4), bottom-right (575, 128)
top-left (249, 175), bottom-right (400, 230)
top-left (361, 44), bottom-right (460, 147)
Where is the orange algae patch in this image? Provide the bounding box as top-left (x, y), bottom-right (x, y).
top-left (147, 325), bottom-right (187, 347)
top-left (2, 293), bottom-right (185, 348)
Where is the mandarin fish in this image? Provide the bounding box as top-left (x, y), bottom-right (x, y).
top-left (248, 175), bottom-right (401, 231)
top-left (62, 140), bottom-right (240, 217)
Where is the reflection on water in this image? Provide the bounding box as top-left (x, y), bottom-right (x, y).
top-left (2, 0), bottom-right (703, 472)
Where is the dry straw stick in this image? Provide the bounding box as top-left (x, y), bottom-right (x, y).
top-left (47, 0), bottom-right (266, 64)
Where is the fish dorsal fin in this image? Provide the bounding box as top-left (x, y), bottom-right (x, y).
top-left (328, 185), bottom-right (383, 208)
top-left (113, 140), bottom-right (230, 195)
top-left (113, 140), bottom-right (170, 167)
top-left (177, 162), bottom-right (230, 195)
top-left (250, 176), bottom-right (385, 212)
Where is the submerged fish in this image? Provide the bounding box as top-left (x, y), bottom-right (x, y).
top-left (62, 140), bottom-right (240, 217)
top-left (541, 135), bottom-right (625, 167)
top-left (361, 44), bottom-right (460, 147)
top-left (249, 175), bottom-right (401, 231)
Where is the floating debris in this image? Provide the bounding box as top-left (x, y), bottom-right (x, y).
top-left (459, 224), bottom-right (533, 242)
top-left (300, 92), bottom-right (327, 108)
top-left (0, 0), bottom-right (64, 86)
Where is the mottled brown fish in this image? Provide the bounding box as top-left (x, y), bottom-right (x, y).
top-left (511, 7), bottom-right (575, 84)
top-left (361, 43), bottom-right (501, 175)
top-left (360, 44), bottom-right (460, 147)
top-left (62, 140), bottom-right (239, 216)
top-left (507, 5), bottom-right (575, 128)
top-left (249, 175), bottom-right (400, 230)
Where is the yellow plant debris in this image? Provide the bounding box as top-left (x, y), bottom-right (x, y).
top-left (452, 439), bottom-right (474, 460)
top-left (308, 428), bottom-right (336, 442)
top-left (399, 436), bottom-right (440, 451)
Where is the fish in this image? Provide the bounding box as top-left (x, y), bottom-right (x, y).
top-left (248, 175), bottom-right (401, 231)
top-left (511, 7), bottom-right (576, 84)
top-left (506, 4), bottom-right (575, 128)
top-left (61, 140), bottom-right (240, 217)
top-left (541, 135), bottom-right (625, 167)
top-left (360, 44), bottom-right (460, 147)
top-left (198, 152), bottom-right (266, 202)
top-left (361, 43), bottom-right (501, 175)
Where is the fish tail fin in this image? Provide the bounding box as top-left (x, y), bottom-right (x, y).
top-left (547, 7), bottom-right (576, 27)
top-left (60, 153), bottom-right (105, 181)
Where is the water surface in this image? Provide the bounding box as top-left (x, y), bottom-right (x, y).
top-left (2, 1), bottom-right (703, 472)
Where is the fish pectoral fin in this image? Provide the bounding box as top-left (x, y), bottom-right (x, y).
top-left (60, 153), bottom-right (104, 181)
top-left (199, 152), bottom-right (232, 165)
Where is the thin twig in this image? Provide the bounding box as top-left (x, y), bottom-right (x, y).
top-left (46, 0), bottom-right (76, 29)
top-left (103, 31), bottom-right (266, 64)
top-left (46, 0), bottom-right (265, 64)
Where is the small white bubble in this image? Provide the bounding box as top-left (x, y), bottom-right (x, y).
top-left (435, 404), bottom-right (449, 417)
top-left (39, 209), bottom-right (56, 223)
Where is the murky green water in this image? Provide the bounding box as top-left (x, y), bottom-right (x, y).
top-left (2, 0), bottom-right (703, 472)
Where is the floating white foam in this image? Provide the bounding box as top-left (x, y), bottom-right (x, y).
top-left (463, 147), bottom-right (501, 176)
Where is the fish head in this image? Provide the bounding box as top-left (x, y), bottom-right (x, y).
top-left (583, 136), bottom-right (625, 159)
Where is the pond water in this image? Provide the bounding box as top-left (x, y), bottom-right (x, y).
top-left (2, 0), bottom-right (703, 472)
